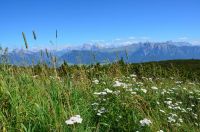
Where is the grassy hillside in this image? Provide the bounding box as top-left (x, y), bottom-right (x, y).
top-left (0, 59), bottom-right (200, 131)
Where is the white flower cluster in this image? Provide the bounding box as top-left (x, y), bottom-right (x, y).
top-left (139, 118), bottom-right (152, 126)
top-left (93, 79), bottom-right (99, 84)
top-left (94, 88), bottom-right (114, 96)
top-left (65, 115), bottom-right (83, 125)
top-left (113, 80), bottom-right (129, 88)
top-left (91, 76), bottom-right (200, 129)
top-left (141, 88), bottom-right (147, 93)
top-left (151, 86), bottom-right (158, 90)
top-left (97, 107), bottom-right (106, 116)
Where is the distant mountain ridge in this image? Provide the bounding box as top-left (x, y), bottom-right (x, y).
top-left (3, 41), bottom-right (200, 65)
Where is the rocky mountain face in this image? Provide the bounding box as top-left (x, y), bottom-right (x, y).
top-left (4, 41), bottom-right (200, 65)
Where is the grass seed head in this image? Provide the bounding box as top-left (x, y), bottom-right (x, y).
top-left (56, 30), bottom-right (58, 39)
top-left (22, 32), bottom-right (28, 49)
top-left (32, 30), bottom-right (37, 40)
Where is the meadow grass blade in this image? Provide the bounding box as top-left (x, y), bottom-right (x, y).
top-left (45, 48), bottom-right (49, 58)
top-left (40, 50), bottom-right (43, 57)
top-left (125, 48), bottom-right (129, 61)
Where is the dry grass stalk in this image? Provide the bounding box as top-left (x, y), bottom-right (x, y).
top-left (32, 30), bottom-right (37, 40)
top-left (22, 32), bottom-right (28, 49)
top-left (56, 30), bottom-right (58, 39)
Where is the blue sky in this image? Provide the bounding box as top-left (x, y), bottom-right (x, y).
top-left (0, 0), bottom-right (200, 49)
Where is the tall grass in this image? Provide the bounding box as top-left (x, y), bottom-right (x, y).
top-left (0, 59), bottom-right (200, 131)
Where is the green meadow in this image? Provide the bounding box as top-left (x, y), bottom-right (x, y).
top-left (0, 58), bottom-right (200, 131)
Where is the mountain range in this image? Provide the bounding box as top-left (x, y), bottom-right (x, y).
top-left (3, 41), bottom-right (200, 65)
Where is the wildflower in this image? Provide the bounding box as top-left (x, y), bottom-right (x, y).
top-left (170, 113), bottom-right (177, 117)
top-left (113, 81), bottom-right (124, 87)
top-left (113, 81), bottom-right (131, 88)
top-left (97, 107), bottom-right (106, 116)
top-left (149, 78), bottom-right (153, 82)
top-left (176, 123), bottom-right (181, 126)
top-left (175, 81), bottom-right (182, 84)
top-left (167, 113), bottom-right (177, 123)
top-left (137, 82), bottom-right (144, 86)
top-left (157, 130), bottom-right (164, 132)
top-left (65, 119), bottom-right (74, 125)
top-left (177, 101), bottom-right (182, 104)
top-left (188, 82), bottom-right (195, 85)
top-left (164, 101), bottom-right (172, 105)
top-left (104, 88), bottom-right (113, 93)
top-left (192, 113), bottom-right (198, 119)
top-left (161, 89), bottom-right (167, 95)
top-left (151, 86), bottom-right (158, 90)
top-left (134, 88), bottom-right (139, 91)
top-left (127, 88), bottom-right (133, 92)
top-left (130, 74), bottom-right (137, 77)
top-left (140, 118), bottom-right (152, 126)
top-left (187, 108), bottom-right (192, 111)
top-left (131, 92), bottom-right (137, 95)
top-left (94, 92), bottom-right (107, 95)
top-left (113, 90), bottom-right (120, 95)
top-left (183, 87), bottom-right (187, 90)
top-left (32, 75), bottom-right (38, 78)
top-left (167, 116), bottom-right (176, 123)
top-left (141, 88), bottom-right (147, 93)
top-left (65, 115), bottom-right (83, 125)
top-left (93, 79), bottom-right (99, 84)
top-left (91, 103), bottom-right (99, 106)
top-left (102, 98), bottom-right (106, 101)
top-left (159, 109), bottom-right (165, 113)
top-left (181, 108), bottom-right (187, 113)
top-left (132, 78), bottom-right (136, 81)
top-left (97, 113), bottom-right (101, 116)
top-left (178, 118), bottom-right (183, 123)
top-left (166, 98), bottom-right (172, 100)
top-left (173, 106), bottom-right (181, 110)
top-left (171, 87), bottom-right (177, 90)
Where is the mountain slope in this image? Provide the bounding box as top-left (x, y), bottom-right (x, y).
top-left (3, 41), bottom-right (200, 65)
top-left (60, 42), bottom-right (200, 64)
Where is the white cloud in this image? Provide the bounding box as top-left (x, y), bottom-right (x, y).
top-left (128, 36), bottom-right (136, 39)
top-left (140, 36), bottom-right (151, 40)
top-left (90, 40), bottom-right (105, 43)
top-left (121, 41), bottom-right (136, 46)
top-left (190, 40), bottom-right (200, 45)
top-left (114, 38), bottom-right (121, 41)
top-left (178, 37), bottom-right (189, 41)
top-left (176, 37), bottom-right (200, 45)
